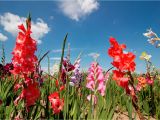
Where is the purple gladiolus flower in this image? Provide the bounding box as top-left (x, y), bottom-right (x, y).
top-left (70, 58), bottom-right (83, 87)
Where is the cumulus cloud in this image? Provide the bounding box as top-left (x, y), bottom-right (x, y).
top-left (0, 12), bottom-right (50, 44)
top-left (0, 33), bottom-right (8, 41)
top-left (59, 0), bottom-right (99, 21)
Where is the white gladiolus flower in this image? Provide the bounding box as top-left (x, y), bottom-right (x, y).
top-left (143, 28), bottom-right (156, 38)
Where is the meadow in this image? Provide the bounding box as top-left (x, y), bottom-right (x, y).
top-left (0, 15), bottom-right (160, 120)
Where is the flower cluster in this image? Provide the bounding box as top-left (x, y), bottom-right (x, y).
top-left (146, 73), bottom-right (154, 85)
top-left (48, 92), bottom-right (64, 114)
top-left (108, 37), bottom-right (136, 93)
top-left (108, 37), bottom-right (136, 72)
top-left (140, 52), bottom-right (152, 61)
top-left (136, 73), bottom-right (154, 91)
top-left (61, 57), bottom-right (75, 84)
top-left (11, 17), bottom-right (37, 75)
top-left (139, 51), bottom-right (154, 87)
top-left (136, 76), bottom-right (147, 91)
top-left (70, 58), bottom-right (83, 87)
top-left (0, 63), bottom-right (13, 77)
top-left (143, 28), bottom-right (160, 47)
top-left (14, 81), bottom-right (40, 107)
top-left (86, 62), bottom-right (107, 97)
top-left (12, 16), bottom-right (40, 108)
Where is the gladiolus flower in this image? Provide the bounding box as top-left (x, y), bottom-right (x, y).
top-left (61, 57), bottom-right (75, 84)
top-left (55, 79), bottom-right (59, 87)
top-left (11, 17), bottom-right (37, 75)
top-left (62, 57), bottom-right (75, 72)
top-left (140, 52), bottom-right (152, 61)
top-left (48, 92), bottom-right (59, 104)
top-left (12, 16), bottom-right (40, 109)
top-left (136, 76), bottom-right (146, 91)
top-left (146, 74), bottom-right (154, 85)
top-left (48, 92), bottom-right (64, 114)
top-left (108, 37), bottom-right (136, 72)
top-left (22, 82), bottom-right (40, 107)
top-left (86, 62), bottom-right (106, 96)
top-left (112, 70), bottom-right (129, 91)
top-left (0, 63), bottom-right (13, 77)
top-left (14, 83), bottom-right (23, 92)
top-left (143, 28), bottom-right (160, 47)
top-left (14, 82), bottom-right (40, 107)
top-left (60, 85), bottom-right (65, 91)
top-left (108, 37), bottom-right (136, 93)
top-left (70, 58), bottom-right (83, 87)
top-left (143, 28), bottom-right (156, 38)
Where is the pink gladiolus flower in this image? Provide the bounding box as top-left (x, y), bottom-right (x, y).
top-left (146, 74), bottom-right (154, 85)
top-left (86, 62), bottom-right (106, 96)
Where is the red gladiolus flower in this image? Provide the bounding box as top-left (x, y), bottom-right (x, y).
top-left (22, 82), bottom-right (40, 107)
top-left (108, 37), bottom-right (136, 72)
top-left (61, 69), bottom-right (67, 84)
top-left (48, 92), bottom-right (59, 103)
top-left (108, 37), bottom-right (126, 58)
top-left (62, 58), bottom-right (75, 72)
top-left (14, 82), bottom-right (40, 107)
top-left (48, 92), bottom-right (64, 114)
top-left (12, 16), bottom-right (40, 110)
top-left (108, 37), bottom-right (136, 93)
top-left (112, 70), bottom-right (129, 90)
top-left (60, 85), bottom-right (65, 91)
top-left (112, 70), bottom-right (125, 81)
top-left (60, 58), bottom-right (75, 84)
top-left (119, 77), bottom-right (129, 90)
top-left (11, 18), bottom-right (37, 75)
top-left (14, 83), bottom-right (23, 92)
top-left (51, 98), bottom-right (64, 114)
top-left (55, 80), bottom-right (59, 87)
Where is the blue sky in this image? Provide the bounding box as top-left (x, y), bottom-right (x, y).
top-left (0, 1), bottom-right (160, 73)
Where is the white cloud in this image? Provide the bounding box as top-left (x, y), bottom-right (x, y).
top-left (52, 49), bottom-right (67, 53)
top-left (88, 52), bottom-right (100, 60)
top-left (0, 33), bottom-right (8, 41)
top-left (52, 48), bottom-right (78, 53)
top-left (0, 12), bottom-right (50, 44)
top-left (50, 57), bottom-right (61, 61)
top-left (59, 0), bottom-right (99, 21)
